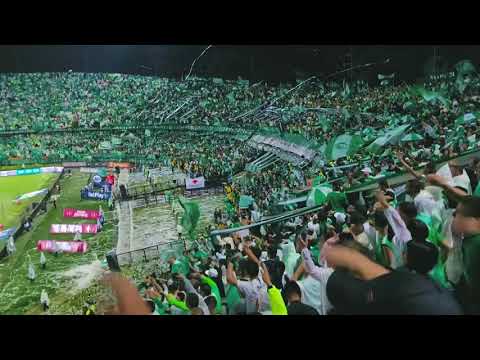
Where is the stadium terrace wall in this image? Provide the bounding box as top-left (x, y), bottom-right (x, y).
top-left (0, 124), bottom-right (256, 137)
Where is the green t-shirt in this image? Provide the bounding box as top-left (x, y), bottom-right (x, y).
top-left (429, 262), bottom-right (452, 289)
top-left (201, 276), bottom-right (222, 314)
top-left (416, 214), bottom-right (442, 248)
top-left (225, 284), bottom-right (242, 314)
top-left (474, 183), bottom-right (480, 197)
top-left (171, 258), bottom-right (190, 276)
top-left (152, 297), bottom-right (168, 315)
top-left (462, 234), bottom-right (480, 300)
top-left (374, 235), bottom-right (389, 267)
top-left (326, 191), bottom-right (348, 212)
top-left (310, 246), bottom-right (321, 266)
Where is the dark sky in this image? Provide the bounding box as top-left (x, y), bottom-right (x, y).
top-left (1, 45), bottom-right (479, 84)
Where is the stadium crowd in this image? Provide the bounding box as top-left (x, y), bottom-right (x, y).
top-left (2, 62), bottom-right (480, 315)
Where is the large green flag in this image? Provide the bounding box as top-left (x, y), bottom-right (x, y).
top-left (306, 185), bottom-right (332, 207)
top-left (324, 134), bottom-right (363, 161)
top-left (239, 195), bottom-right (254, 209)
top-left (366, 124), bottom-right (410, 154)
top-left (455, 59), bottom-right (476, 76)
top-left (401, 133), bottom-right (424, 142)
top-left (111, 137), bottom-right (122, 146)
top-left (99, 141), bottom-right (112, 150)
top-left (409, 85), bottom-right (450, 107)
top-left (179, 197), bottom-right (200, 241)
top-left (454, 60), bottom-right (477, 94)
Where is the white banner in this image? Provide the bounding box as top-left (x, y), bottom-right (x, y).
top-left (80, 167), bottom-right (99, 174)
top-left (63, 162), bottom-right (87, 168)
top-left (186, 176), bottom-right (205, 190)
top-left (0, 170), bottom-right (17, 177)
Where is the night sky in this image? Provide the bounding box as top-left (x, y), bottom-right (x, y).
top-left (0, 45), bottom-right (479, 84)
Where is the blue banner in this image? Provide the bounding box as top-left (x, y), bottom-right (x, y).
top-left (0, 227), bottom-right (16, 241)
top-left (81, 190), bottom-right (112, 201)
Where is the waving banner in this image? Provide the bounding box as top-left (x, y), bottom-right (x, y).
top-left (37, 240), bottom-right (88, 253)
top-left (63, 208), bottom-right (101, 220)
top-left (50, 224), bottom-right (98, 234)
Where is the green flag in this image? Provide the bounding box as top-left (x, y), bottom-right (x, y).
top-left (99, 141), bottom-right (112, 150)
top-left (366, 124), bottom-right (410, 154)
top-left (455, 112), bottom-right (478, 126)
top-left (325, 134), bottom-right (363, 161)
top-left (401, 133), bottom-right (424, 142)
top-left (306, 185), bottom-right (332, 207)
top-left (97, 168), bottom-right (108, 177)
top-left (409, 85), bottom-right (450, 107)
top-left (112, 137), bottom-right (122, 146)
top-left (179, 197), bottom-right (200, 241)
top-left (312, 175), bottom-right (326, 187)
top-left (455, 59), bottom-right (476, 76)
top-left (239, 195), bottom-right (254, 209)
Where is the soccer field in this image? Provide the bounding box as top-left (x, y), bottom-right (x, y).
top-left (0, 173), bottom-right (59, 230)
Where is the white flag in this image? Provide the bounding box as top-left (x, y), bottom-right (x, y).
top-left (186, 176), bottom-right (205, 190)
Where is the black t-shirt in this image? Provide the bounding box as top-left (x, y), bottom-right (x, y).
top-left (287, 302), bottom-right (319, 315)
top-left (326, 269), bottom-right (463, 315)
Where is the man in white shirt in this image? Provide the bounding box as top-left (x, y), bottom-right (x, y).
top-left (226, 258), bottom-right (271, 314)
top-left (349, 212), bottom-right (370, 249)
top-left (296, 242), bottom-right (334, 315)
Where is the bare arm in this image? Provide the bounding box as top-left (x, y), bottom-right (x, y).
top-left (427, 174), bottom-right (468, 203)
top-left (292, 262), bottom-right (305, 281)
top-left (243, 244), bottom-right (261, 265)
top-left (226, 262), bottom-right (238, 287)
top-left (299, 240), bottom-right (333, 284)
top-left (103, 273), bottom-right (150, 315)
top-left (323, 245), bottom-right (390, 281)
top-left (396, 151), bottom-right (422, 179)
top-left (376, 191), bottom-right (411, 245)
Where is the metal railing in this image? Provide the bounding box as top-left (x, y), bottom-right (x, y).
top-left (116, 240), bottom-right (185, 266)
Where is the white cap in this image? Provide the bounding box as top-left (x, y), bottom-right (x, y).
top-left (205, 268), bottom-right (218, 278)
